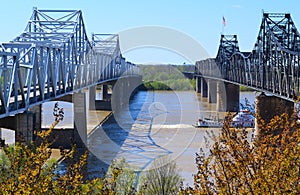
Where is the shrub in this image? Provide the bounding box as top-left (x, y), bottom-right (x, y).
top-left (139, 156), bottom-right (183, 195)
top-left (180, 113), bottom-right (300, 194)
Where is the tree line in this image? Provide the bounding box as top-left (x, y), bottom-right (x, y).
top-left (140, 64), bottom-right (196, 91)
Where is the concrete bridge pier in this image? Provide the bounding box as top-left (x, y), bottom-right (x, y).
top-left (46, 92), bottom-right (87, 149)
top-left (207, 79), bottom-right (217, 103)
top-left (72, 92), bottom-right (87, 149)
top-left (196, 77), bottom-right (201, 93)
top-left (216, 81), bottom-right (226, 112)
top-left (111, 79), bottom-right (124, 112)
top-left (0, 113), bottom-right (36, 145)
top-left (0, 104), bottom-right (42, 144)
top-left (200, 78), bottom-right (208, 98)
top-left (89, 86), bottom-right (96, 110)
top-left (255, 93), bottom-right (294, 135)
top-left (216, 82), bottom-right (240, 112)
top-left (102, 84), bottom-right (110, 100)
top-left (14, 113), bottom-right (35, 144)
top-left (225, 83), bottom-right (240, 112)
top-left (111, 76), bottom-right (143, 113)
top-left (94, 84), bottom-right (112, 110)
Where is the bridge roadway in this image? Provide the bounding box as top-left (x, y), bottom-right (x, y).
top-left (195, 12), bottom-right (300, 122)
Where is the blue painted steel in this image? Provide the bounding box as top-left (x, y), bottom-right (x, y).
top-left (0, 8), bottom-right (139, 118)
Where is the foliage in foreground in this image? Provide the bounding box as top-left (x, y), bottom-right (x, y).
top-left (84, 158), bottom-right (138, 194)
top-left (0, 109), bottom-right (139, 194)
top-left (1, 104), bottom-right (300, 194)
top-left (0, 121), bottom-right (89, 194)
top-left (181, 113), bottom-right (300, 194)
top-left (139, 156), bottom-right (183, 195)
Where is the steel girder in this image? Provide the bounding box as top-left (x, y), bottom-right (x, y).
top-left (215, 35), bottom-right (240, 79)
top-left (196, 12), bottom-right (300, 100)
top-left (0, 8), bottom-right (138, 118)
top-left (91, 34), bottom-right (139, 79)
top-left (195, 35), bottom-right (239, 79)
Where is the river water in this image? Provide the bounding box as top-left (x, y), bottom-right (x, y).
top-left (87, 90), bottom-right (257, 185)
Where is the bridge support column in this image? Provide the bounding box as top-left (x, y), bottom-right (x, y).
top-left (89, 86), bottom-right (96, 110)
top-left (29, 105), bottom-right (42, 141)
top-left (111, 76), bottom-right (143, 113)
top-left (216, 82), bottom-right (239, 112)
top-left (207, 79), bottom-right (217, 103)
top-left (73, 92), bottom-right (87, 148)
top-left (102, 85), bottom-right (109, 100)
top-left (196, 77), bottom-right (201, 93)
top-left (225, 83), bottom-right (240, 112)
top-left (216, 81), bottom-right (226, 111)
top-left (256, 93), bottom-right (294, 134)
top-left (111, 78), bottom-right (127, 112)
top-left (201, 78), bottom-right (208, 98)
top-left (0, 105), bottom-right (42, 144)
top-left (94, 84), bottom-right (112, 110)
top-left (112, 81), bottom-right (121, 112)
top-left (15, 113), bottom-right (35, 144)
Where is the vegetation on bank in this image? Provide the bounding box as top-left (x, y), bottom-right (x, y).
top-left (240, 85), bottom-right (255, 91)
top-left (139, 65), bottom-right (255, 92)
top-left (143, 79), bottom-right (195, 91)
top-left (140, 64), bottom-right (195, 91)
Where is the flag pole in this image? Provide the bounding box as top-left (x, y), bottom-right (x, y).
top-left (222, 16), bottom-right (226, 35)
top-left (222, 23), bottom-right (224, 35)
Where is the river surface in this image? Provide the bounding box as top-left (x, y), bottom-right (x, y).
top-left (87, 90), bottom-right (257, 185)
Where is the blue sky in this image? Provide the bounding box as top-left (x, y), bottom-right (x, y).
top-left (0, 1), bottom-right (299, 64)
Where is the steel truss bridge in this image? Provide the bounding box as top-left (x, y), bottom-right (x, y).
top-left (0, 8), bottom-right (139, 118)
top-left (196, 13), bottom-right (300, 101)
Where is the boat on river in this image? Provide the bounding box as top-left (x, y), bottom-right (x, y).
top-left (231, 109), bottom-right (255, 128)
top-left (193, 109), bottom-right (255, 128)
top-left (193, 117), bottom-right (223, 128)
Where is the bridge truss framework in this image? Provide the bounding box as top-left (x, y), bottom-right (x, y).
top-left (0, 8), bottom-right (139, 118)
top-left (196, 13), bottom-right (300, 101)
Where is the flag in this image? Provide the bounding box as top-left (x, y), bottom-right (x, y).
top-left (222, 16), bottom-right (226, 27)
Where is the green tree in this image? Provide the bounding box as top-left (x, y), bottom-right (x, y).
top-left (139, 156), bottom-right (183, 195)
